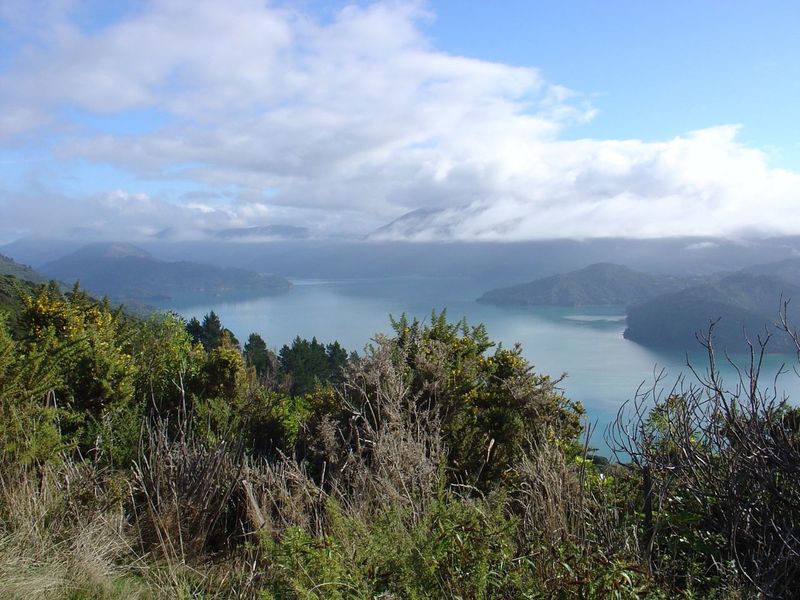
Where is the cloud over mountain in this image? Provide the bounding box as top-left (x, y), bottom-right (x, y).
top-left (1, 1), bottom-right (798, 241)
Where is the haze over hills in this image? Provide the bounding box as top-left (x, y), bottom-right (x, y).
top-left (39, 242), bottom-right (291, 305)
top-left (743, 258), bottom-right (800, 284)
top-left (8, 234), bottom-right (800, 353)
top-left (0, 238), bottom-right (84, 269)
top-left (152, 225), bottom-right (312, 242)
top-left (368, 208), bottom-right (448, 241)
top-left (6, 235), bottom-right (800, 290)
top-left (209, 225), bottom-right (310, 241)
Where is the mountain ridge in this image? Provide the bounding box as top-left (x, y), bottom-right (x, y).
top-left (477, 262), bottom-right (691, 307)
top-left (40, 242), bottom-right (291, 305)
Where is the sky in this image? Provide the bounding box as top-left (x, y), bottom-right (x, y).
top-left (0, 0), bottom-right (799, 243)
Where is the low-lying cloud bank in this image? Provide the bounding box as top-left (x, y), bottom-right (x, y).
top-left (0, 0), bottom-right (798, 242)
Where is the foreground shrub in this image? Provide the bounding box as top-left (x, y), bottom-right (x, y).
top-left (611, 322), bottom-right (799, 597)
top-left (388, 311), bottom-right (584, 485)
top-left (260, 496), bottom-right (521, 599)
top-left (131, 423), bottom-right (244, 561)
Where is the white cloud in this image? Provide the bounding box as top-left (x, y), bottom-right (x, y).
top-left (1, 0), bottom-right (799, 241)
top-left (686, 241), bottom-right (718, 251)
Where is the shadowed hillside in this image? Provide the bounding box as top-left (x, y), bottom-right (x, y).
top-left (624, 272), bottom-right (800, 351)
top-left (478, 263), bottom-right (690, 307)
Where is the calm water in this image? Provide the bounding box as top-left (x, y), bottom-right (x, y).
top-left (169, 277), bottom-right (800, 452)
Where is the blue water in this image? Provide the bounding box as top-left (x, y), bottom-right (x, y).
top-left (169, 277), bottom-right (800, 453)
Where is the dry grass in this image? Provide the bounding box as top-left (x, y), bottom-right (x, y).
top-left (0, 422), bottom-right (644, 599)
top-left (510, 437), bottom-right (641, 591)
top-left (0, 461), bottom-right (146, 600)
top-left (0, 456), bottom-right (266, 599)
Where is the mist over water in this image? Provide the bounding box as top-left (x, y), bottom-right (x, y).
top-left (170, 276), bottom-right (800, 453)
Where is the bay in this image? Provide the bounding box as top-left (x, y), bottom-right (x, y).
top-left (169, 276), bottom-right (800, 454)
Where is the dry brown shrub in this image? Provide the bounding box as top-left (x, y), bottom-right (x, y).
top-left (329, 337), bottom-right (444, 522)
top-left (131, 423), bottom-right (244, 563)
top-left (510, 436), bottom-right (639, 585)
top-left (242, 455), bottom-right (325, 537)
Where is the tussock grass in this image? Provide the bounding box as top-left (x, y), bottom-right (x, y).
top-left (0, 462), bottom-right (146, 599)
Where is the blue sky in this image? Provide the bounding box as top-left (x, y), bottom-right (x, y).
top-left (428, 1), bottom-right (800, 166)
top-left (0, 0), bottom-right (799, 242)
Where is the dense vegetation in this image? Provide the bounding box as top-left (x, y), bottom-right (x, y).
top-left (1, 274), bottom-right (799, 598)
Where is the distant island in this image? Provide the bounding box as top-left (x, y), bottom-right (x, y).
top-left (477, 263), bottom-right (690, 307)
top-left (480, 260), bottom-right (800, 352)
top-left (39, 242), bottom-right (291, 306)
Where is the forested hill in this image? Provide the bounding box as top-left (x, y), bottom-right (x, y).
top-left (0, 253), bottom-right (47, 284)
top-left (479, 258), bottom-right (800, 352)
top-left (39, 242), bottom-right (291, 304)
top-left (477, 262), bottom-right (689, 307)
top-left (624, 272), bottom-right (800, 351)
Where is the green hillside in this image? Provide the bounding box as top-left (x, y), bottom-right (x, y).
top-left (478, 262), bottom-right (689, 307)
top-left (0, 253), bottom-right (47, 284)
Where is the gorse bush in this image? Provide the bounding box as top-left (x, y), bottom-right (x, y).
top-left (385, 312), bottom-right (584, 484)
top-left (0, 277), bottom-right (794, 598)
top-left (0, 313), bottom-right (63, 464)
top-left (259, 496), bottom-right (521, 599)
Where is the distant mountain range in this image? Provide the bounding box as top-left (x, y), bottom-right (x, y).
top-left (8, 234), bottom-right (800, 352)
top-left (479, 259), bottom-right (800, 352)
top-left (153, 225), bottom-right (311, 242)
top-left (478, 263), bottom-right (692, 307)
top-left (39, 242), bottom-right (291, 305)
top-left (209, 225), bottom-right (310, 241)
top-left (7, 235), bottom-right (800, 288)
